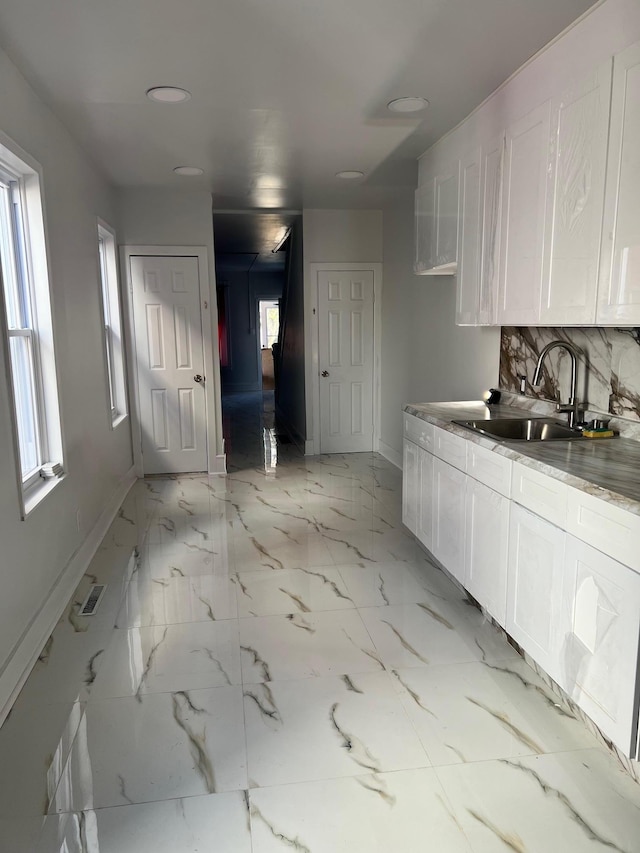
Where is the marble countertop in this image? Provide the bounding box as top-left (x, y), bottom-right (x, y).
top-left (404, 400), bottom-right (640, 515)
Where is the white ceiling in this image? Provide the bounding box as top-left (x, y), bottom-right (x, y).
top-left (214, 211), bottom-right (298, 272)
top-left (0, 0), bottom-right (598, 210)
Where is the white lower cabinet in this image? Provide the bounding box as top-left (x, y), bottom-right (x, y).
top-left (417, 447), bottom-right (434, 552)
top-left (402, 439), bottom-right (419, 535)
top-left (561, 535), bottom-right (640, 755)
top-left (432, 457), bottom-right (466, 583)
top-left (506, 504), bottom-right (568, 684)
top-left (465, 478), bottom-right (510, 624)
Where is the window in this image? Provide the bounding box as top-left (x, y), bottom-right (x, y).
top-left (96, 220), bottom-right (127, 425)
top-left (0, 134), bottom-right (63, 510)
top-left (259, 300), bottom-right (279, 349)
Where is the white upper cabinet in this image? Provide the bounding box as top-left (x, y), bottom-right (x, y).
top-left (414, 179), bottom-right (435, 274)
top-left (541, 62), bottom-right (612, 325)
top-left (478, 134), bottom-right (505, 325)
top-left (598, 41), bottom-right (640, 323)
top-left (497, 100), bottom-right (552, 325)
top-left (456, 149), bottom-right (482, 325)
top-left (415, 164), bottom-right (459, 275)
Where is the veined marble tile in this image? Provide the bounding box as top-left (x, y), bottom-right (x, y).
top-left (91, 620), bottom-right (241, 700)
top-left (53, 687), bottom-right (247, 812)
top-left (116, 573), bottom-right (237, 628)
top-left (0, 702), bottom-right (83, 818)
top-left (38, 791), bottom-right (252, 852)
top-left (337, 561), bottom-right (444, 607)
top-left (391, 659), bottom-right (595, 767)
top-left (359, 603), bottom-right (519, 670)
top-left (436, 749), bottom-right (640, 852)
top-left (244, 672), bottom-right (430, 788)
top-left (239, 610), bottom-right (385, 684)
top-left (138, 535), bottom-right (234, 581)
top-left (232, 529), bottom-right (334, 571)
top-left (323, 528), bottom-right (429, 566)
top-left (235, 567), bottom-right (355, 617)
top-left (310, 500), bottom-right (401, 534)
top-left (249, 769), bottom-right (472, 853)
top-left (12, 628), bottom-right (113, 711)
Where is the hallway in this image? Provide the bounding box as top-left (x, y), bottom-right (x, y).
top-left (1, 392), bottom-right (640, 851)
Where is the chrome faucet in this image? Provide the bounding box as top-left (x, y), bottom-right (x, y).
top-left (531, 341), bottom-right (582, 428)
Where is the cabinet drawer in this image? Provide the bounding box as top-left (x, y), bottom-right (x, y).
top-left (566, 488), bottom-right (640, 573)
top-left (433, 426), bottom-right (467, 472)
top-left (403, 413), bottom-right (434, 452)
top-left (511, 461), bottom-right (567, 526)
top-left (467, 442), bottom-right (512, 497)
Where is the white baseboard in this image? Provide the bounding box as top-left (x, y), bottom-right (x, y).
top-left (0, 466), bottom-right (137, 727)
top-left (209, 453), bottom-right (227, 475)
top-left (378, 439), bottom-right (402, 469)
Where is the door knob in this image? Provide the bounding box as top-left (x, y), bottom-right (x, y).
top-left (194, 374), bottom-right (204, 383)
top-left (321, 370), bottom-right (329, 377)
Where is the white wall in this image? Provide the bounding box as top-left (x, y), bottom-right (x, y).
top-left (0, 47), bottom-right (135, 715)
top-left (303, 209), bottom-right (383, 448)
top-left (380, 194), bottom-right (500, 462)
top-left (117, 189), bottom-right (224, 464)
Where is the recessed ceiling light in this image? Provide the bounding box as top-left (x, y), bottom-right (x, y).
top-left (336, 170), bottom-right (365, 180)
top-left (387, 97), bottom-right (429, 113)
top-left (173, 166), bottom-right (204, 176)
top-left (146, 86), bottom-right (191, 103)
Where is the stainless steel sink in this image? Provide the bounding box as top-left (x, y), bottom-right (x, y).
top-left (452, 417), bottom-right (584, 442)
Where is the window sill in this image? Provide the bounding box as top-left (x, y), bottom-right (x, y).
top-left (22, 472), bottom-right (66, 519)
top-left (111, 412), bottom-right (129, 431)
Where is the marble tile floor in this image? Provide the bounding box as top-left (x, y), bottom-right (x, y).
top-left (1, 391), bottom-right (640, 852)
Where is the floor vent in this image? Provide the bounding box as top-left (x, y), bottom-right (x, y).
top-left (79, 584), bottom-right (106, 616)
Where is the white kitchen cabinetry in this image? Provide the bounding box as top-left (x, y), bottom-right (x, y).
top-left (478, 134), bottom-right (504, 325)
top-left (465, 478), bottom-right (510, 624)
top-left (497, 100), bottom-right (552, 325)
top-left (414, 164), bottom-right (459, 275)
top-left (417, 448), bottom-right (434, 552)
top-left (506, 504), bottom-right (568, 683)
top-left (561, 535), bottom-right (640, 755)
top-left (402, 439), bottom-right (419, 536)
top-left (432, 457), bottom-right (466, 583)
top-left (598, 42), bottom-right (640, 324)
top-left (540, 62), bottom-right (612, 325)
top-left (455, 148), bottom-right (482, 324)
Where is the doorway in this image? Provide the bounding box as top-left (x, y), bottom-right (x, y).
top-left (258, 299), bottom-right (279, 391)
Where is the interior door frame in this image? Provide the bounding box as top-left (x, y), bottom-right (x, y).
top-left (306, 263), bottom-right (382, 456)
top-left (120, 245), bottom-right (219, 477)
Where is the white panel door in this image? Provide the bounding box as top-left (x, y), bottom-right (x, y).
top-left (455, 148), bottom-right (482, 325)
top-left (414, 180), bottom-right (435, 273)
top-left (541, 61), bottom-right (612, 324)
top-left (498, 100), bottom-right (552, 325)
top-left (478, 134), bottom-right (505, 325)
top-left (131, 256), bottom-right (207, 474)
top-left (432, 457), bottom-right (466, 583)
top-left (506, 504), bottom-right (567, 682)
top-left (562, 535), bottom-right (640, 756)
top-left (598, 41), bottom-right (640, 323)
top-left (465, 478), bottom-right (510, 624)
top-left (318, 270), bottom-right (374, 453)
top-left (402, 439), bottom-right (419, 536)
top-left (417, 447), bottom-right (434, 553)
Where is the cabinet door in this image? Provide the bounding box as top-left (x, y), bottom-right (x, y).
top-left (540, 62), bottom-right (612, 325)
top-left (417, 448), bottom-right (434, 552)
top-left (465, 478), bottom-right (510, 624)
top-left (456, 149), bottom-right (482, 325)
top-left (497, 101), bottom-right (552, 325)
top-left (402, 439), bottom-right (419, 535)
top-left (414, 180), bottom-right (435, 274)
top-left (432, 457), bottom-right (466, 583)
top-left (434, 165), bottom-right (460, 267)
top-left (598, 42), bottom-right (640, 323)
top-left (478, 134), bottom-right (504, 325)
top-left (506, 504), bottom-right (567, 682)
top-left (562, 535), bottom-right (640, 756)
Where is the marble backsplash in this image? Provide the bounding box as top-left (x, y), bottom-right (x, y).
top-left (500, 327), bottom-right (640, 426)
